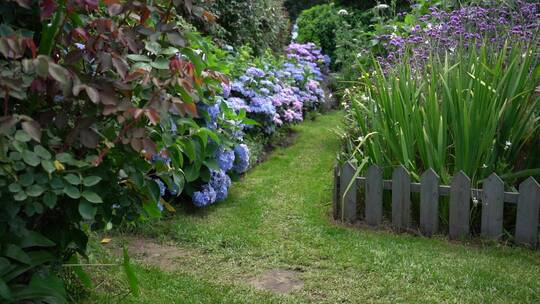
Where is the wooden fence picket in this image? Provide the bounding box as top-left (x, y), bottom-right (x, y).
top-left (481, 173), bottom-right (504, 239)
top-left (332, 165), bottom-right (340, 220)
top-left (449, 171), bottom-right (471, 239)
top-left (334, 162), bottom-right (539, 249)
top-left (420, 169), bottom-right (439, 235)
top-left (340, 162), bottom-right (357, 223)
top-left (392, 165), bottom-right (411, 229)
top-left (515, 177), bottom-right (540, 247)
top-left (365, 165), bottom-right (383, 226)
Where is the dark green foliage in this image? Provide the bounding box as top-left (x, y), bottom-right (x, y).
top-left (284, 0), bottom-right (331, 20)
top-left (0, 0), bottom-right (237, 302)
top-left (296, 4), bottom-right (341, 65)
top-left (192, 0), bottom-right (290, 54)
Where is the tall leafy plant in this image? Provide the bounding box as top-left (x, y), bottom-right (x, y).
top-left (0, 0), bottom-right (231, 302)
top-left (345, 42), bottom-right (540, 185)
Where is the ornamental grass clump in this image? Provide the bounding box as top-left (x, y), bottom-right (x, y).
top-left (346, 41), bottom-right (540, 185)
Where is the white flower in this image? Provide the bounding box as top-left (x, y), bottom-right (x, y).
top-left (356, 52), bottom-right (362, 58)
top-left (482, 164), bottom-right (488, 168)
top-left (338, 9), bottom-right (348, 15)
top-left (374, 4), bottom-right (389, 10)
top-left (504, 140), bottom-right (512, 150)
top-left (472, 197), bottom-right (479, 206)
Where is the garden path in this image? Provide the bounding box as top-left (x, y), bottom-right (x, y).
top-left (91, 111), bottom-right (540, 303)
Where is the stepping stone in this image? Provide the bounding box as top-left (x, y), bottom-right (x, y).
top-left (249, 269), bottom-right (304, 294)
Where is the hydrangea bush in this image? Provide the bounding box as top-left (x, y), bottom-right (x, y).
top-left (223, 43), bottom-right (328, 134)
top-left (178, 42), bottom-right (330, 208)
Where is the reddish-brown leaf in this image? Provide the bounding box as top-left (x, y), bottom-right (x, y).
top-left (202, 11), bottom-right (217, 23)
top-left (40, 0), bottom-right (57, 20)
top-left (108, 3), bottom-right (123, 16)
top-left (99, 89), bottom-right (117, 106)
top-left (85, 86), bottom-right (100, 104)
top-left (80, 129), bottom-right (99, 148)
top-left (0, 116), bottom-right (18, 135)
top-left (145, 109), bottom-right (160, 125)
top-left (72, 28), bottom-right (89, 40)
top-left (103, 105), bottom-right (117, 116)
top-left (112, 56), bottom-right (129, 79)
top-left (23, 38), bottom-right (37, 58)
top-left (182, 103), bottom-right (198, 118)
top-left (130, 108), bottom-right (144, 120)
top-left (142, 138), bottom-right (157, 154)
top-left (65, 50), bottom-right (84, 64)
top-left (21, 120), bottom-right (42, 142)
top-left (130, 138), bottom-right (142, 152)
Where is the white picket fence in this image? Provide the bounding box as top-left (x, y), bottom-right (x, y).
top-left (333, 162), bottom-right (540, 247)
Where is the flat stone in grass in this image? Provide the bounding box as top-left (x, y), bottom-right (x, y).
top-left (249, 269), bottom-right (304, 294)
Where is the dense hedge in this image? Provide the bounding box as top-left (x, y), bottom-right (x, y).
top-left (189, 0), bottom-right (290, 55)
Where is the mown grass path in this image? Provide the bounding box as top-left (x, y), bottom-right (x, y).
top-left (89, 111), bottom-right (540, 303)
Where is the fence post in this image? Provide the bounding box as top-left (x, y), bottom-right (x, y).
top-left (449, 171), bottom-right (471, 239)
top-left (340, 162), bottom-right (357, 223)
top-left (332, 165), bottom-right (340, 220)
top-left (481, 173), bottom-right (504, 239)
top-left (515, 177), bottom-right (540, 247)
top-left (365, 165), bottom-right (383, 226)
top-left (392, 165), bottom-right (411, 229)
top-left (420, 168), bottom-right (439, 236)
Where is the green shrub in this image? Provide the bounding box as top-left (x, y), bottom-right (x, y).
top-left (0, 0), bottom-right (236, 302)
top-left (296, 4), bottom-right (341, 64)
top-left (194, 0), bottom-right (290, 55)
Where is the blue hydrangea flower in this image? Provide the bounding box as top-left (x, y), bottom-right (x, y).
top-left (154, 178), bottom-right (166, 197)
top-left (193, 184), bottom-right (217, 207)
top-left (233, 144), bottom-right (250, 174)
top-left (216, 147), bottom-right (235, 171)
top-left (210, 169), bottom-right (232, 202)
top-left (151, 150), bottom-right (171, 166)
top-left (246, 67), bottom-right (265, 78)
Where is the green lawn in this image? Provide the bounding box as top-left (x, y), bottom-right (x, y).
top-left (84, 111), bottom-right (540, 303)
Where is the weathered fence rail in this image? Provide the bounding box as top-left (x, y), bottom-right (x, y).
top-left (333, 162), bottom-right (540, 248)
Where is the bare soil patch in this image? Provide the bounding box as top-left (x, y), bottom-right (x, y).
top-left (106, 237), bottom-right (187, 272)
top-left (249, 269), bottom-right (304, 294)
